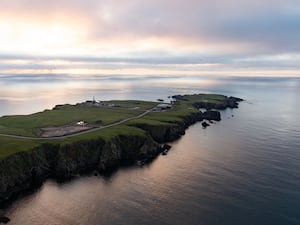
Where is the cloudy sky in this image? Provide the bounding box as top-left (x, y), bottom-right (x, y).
top-left (0, 0), bottom-right (300, 77)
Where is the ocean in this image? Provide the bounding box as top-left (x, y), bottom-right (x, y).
top-left (1, 75), bottom-right (300, 225)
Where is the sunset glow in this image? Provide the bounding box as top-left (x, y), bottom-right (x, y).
top-left (0, 0), bottom-right (299, 77)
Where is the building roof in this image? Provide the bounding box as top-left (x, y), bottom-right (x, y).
top-left (157, 103), bottom-right (172, 108)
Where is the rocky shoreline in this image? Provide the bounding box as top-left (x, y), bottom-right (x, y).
top-left (0, 96), bottom-right (243, 205)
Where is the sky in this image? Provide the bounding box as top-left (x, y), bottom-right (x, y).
top-left (0, 0), bottom-right (300, 77)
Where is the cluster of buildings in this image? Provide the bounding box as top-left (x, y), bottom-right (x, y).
top-left (78, 97), bottom-right (174, 113)
top-left (151, 103), bottom-right (172, 112)
top-left (78, 97), bottom-right (120, 108)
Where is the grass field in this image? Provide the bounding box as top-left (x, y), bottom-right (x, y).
top-left (0, 100), bottom-right (157, 137)
top-left (0, 137), bottom-right (43, 159)
top-left (0, 94), bottom-right (227, 160)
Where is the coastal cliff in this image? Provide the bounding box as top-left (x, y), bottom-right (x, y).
top-left (134, 110), bottom-right (220, 143)
top-left (0, 94), bottom-right (243, 203)
top-left (192, 96), bottom-right (243, 110)
top-left (0, 135), bottom-right (160, 202)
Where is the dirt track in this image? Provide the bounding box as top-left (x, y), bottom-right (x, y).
top-left (40, 125), bottom-right (95, 138)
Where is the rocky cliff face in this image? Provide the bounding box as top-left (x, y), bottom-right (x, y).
top-left (0, 147), bottom-right (50, 202)
top-left (0, 108), bottom-right (224, 203)
top-left (0, 135), bottom-right (161, 203)
top-left (134, 111), bottom-right (220, 143)
top-left (97, 134), bottom-right (160, 172)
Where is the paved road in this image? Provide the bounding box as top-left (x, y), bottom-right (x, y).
top-left (0, 109), bottom-right (152, 140)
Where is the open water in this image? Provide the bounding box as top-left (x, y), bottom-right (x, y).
top-left (0, 75), bottom-right (300, 225)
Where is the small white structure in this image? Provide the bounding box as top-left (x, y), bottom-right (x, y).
top-left (76, 121), bottom-right (85, 126)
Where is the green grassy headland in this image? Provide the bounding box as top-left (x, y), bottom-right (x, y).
top-left (0, 94), bottom-right (227, 160)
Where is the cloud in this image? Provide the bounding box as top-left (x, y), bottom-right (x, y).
top-left (0, 0), bottom-right (300, 75)
top-left (212, 9), bottom-right (300, 52)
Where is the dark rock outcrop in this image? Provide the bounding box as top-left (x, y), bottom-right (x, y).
top-left (193, 96), bottom-right (243, 110)
top-left (161, 144), bottom-right (171, 151)
top-left (203, 110), bottom-right (221, 121)
top-left (160, 144), bottom-right (171, 155)
top-left (202, 121), bottom-right (210, 128)
top-left (0, 216), bottom-right (10, 224)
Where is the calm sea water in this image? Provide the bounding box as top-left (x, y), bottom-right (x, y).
top-left (1, 75), bottom-right (300, 225)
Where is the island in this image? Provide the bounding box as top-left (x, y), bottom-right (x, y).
top-left (0, 94), bottom-right (243, 204)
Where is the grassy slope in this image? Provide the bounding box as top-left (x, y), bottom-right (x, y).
top-left (0, 94), bottom-right (226, 160)
top-left (0, 101), bottom-right (157, 137)
top-left (131, 94), bottom-right (226, 125)
top-left (0, 125), bottom-right (147, 160)
top-left (0, 137), bottom-right (43, 159)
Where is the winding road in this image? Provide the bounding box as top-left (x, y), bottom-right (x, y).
top-left (0, 109), bottom-right (152, 140)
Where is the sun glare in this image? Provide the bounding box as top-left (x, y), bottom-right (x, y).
top-left (0, 18), bottom-right (84, 55)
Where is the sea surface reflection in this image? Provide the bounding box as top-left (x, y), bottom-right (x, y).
top-left (1, 74), bottom-right (231, 116)
top-left (1, 75), bottom-right (300, 225)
